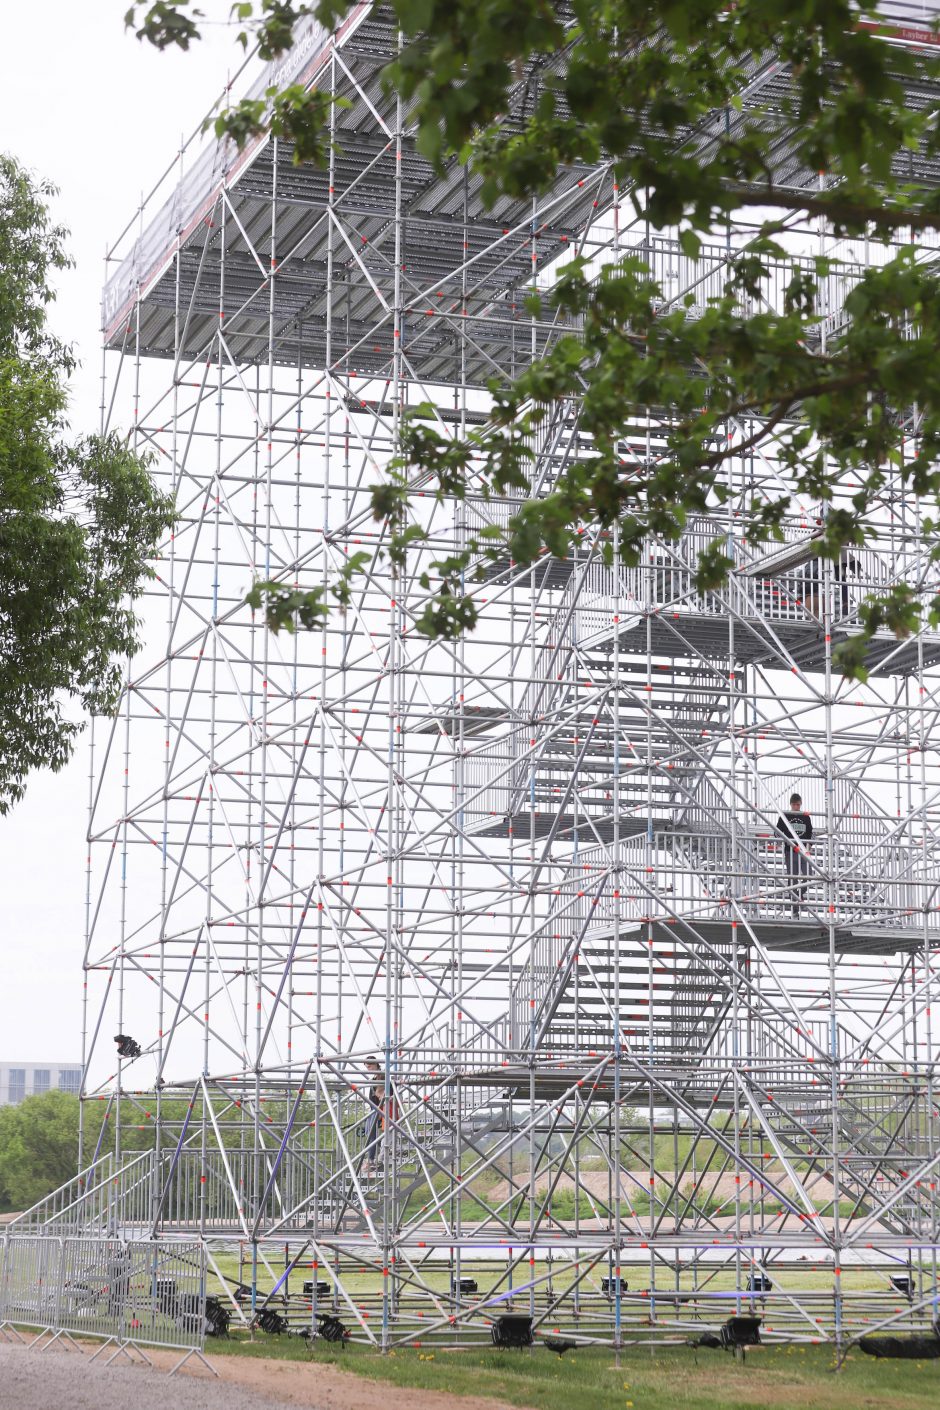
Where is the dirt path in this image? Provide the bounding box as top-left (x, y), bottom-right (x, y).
top-left (0, 1341), bottom-right (529, 1410)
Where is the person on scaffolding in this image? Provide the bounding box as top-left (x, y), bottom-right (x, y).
top-left (775, 792), bottom-right (813, 918)
top-left (361, 1056), bottom-right (384, 1173)
top-left (803, 551), bottom-right (860, 621)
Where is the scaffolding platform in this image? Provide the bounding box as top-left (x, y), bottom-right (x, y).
top-left (581, 611), bottom-right (940, 676)
top-left (577, 917), bottom-right (940, 958)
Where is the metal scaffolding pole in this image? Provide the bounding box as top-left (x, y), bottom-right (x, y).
top-left (51, 5), bottom-right (940, 1351)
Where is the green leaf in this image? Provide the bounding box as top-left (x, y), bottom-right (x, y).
top-left (678, 229), bottom-right (701, 260)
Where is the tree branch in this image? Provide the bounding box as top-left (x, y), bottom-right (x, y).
top-left (728, 186), bottom-right (940, 232)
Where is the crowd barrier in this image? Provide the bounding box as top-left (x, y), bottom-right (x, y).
top-left (0, 1234), bottom-right (210, 1369)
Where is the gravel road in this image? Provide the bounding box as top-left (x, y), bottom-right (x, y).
top-left (0, 1342), bottom-right (309, 1410)
top-left (0, 1341), bottom-right (524, 1410)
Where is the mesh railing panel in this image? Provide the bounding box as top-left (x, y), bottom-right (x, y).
top-left (0, 1235), bottom-right (207, 1352)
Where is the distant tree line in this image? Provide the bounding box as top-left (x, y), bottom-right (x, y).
top-left (0, 1092), bottom-right (95, 1212)
top-left (0, 1090), bottom-right (177, 1213)
top-left (0, 1089), bottom-right (315, 1212)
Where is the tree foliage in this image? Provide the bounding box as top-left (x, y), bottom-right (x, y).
top-left (0, 1090), bottom-right (322, 1212)
top-left (0, 1092), bottom-right (90, 1211)
top-left (125, 1), bottom-right (940, 676)
top-left (0, 155), bottom-right (176, 812)
top-left (0, 1091), bottom-right (178, 1211)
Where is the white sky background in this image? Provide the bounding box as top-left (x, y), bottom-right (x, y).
top-left (0, 3), bottom-right (236, 1061)
top-left (2, 4), bottom-right (938, 1067)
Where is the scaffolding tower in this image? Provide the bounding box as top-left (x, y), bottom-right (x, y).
top-left (62, 2), bottom-right (940, 1350)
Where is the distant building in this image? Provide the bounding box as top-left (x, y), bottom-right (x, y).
top-left (0, 1063), bottom-right (82, 1105)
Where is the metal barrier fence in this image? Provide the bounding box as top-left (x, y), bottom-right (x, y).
top-left (0, 1234), bottom-right (208, 1360)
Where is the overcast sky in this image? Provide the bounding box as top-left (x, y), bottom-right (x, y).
top-left (0, 3), bottom-right (237, 1060)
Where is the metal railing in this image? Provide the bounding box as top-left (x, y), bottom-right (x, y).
top-left (7, 1151), bottom-right (153, 1237)
top-left (571, 524), bottom-right (923, 646)
top-left (0, 1234), bottom-right (207, 1356)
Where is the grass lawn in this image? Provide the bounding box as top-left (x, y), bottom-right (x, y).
top-left (208, 1334), bottom-right (940, 1410)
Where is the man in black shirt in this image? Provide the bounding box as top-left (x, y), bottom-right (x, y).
top-left (803, 552), bottom-right (860, 621)
top-left (776, 792), bottom-right (813, 917)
